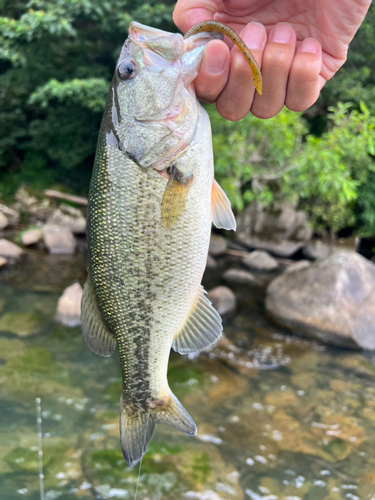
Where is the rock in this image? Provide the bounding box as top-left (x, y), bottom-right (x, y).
top-left (0, 213), bottom-right (9, 230)
top-left (12, 186), bottom-right (54, 222)
top-left (22, 228), bottom-right (43, 246)
top-left (55, 282), bottom-right (83, 327)
top-left (0, 239), bottom-right (23, 259)
top-left (207, 286), bottom-right (236, 315)
top-left (302, 240), bottom-right (334, 260)
top-left (236, 201), bottom-right (312, 257)
top-left (372, 255), bottom-right (375, 264)
top-left (43, 225), bottom-right (76, 254)
top-left (206, 254), bottom-right (217, 270)
top-left (208, 234), bottom-right (227, 256)
top-left (0, 256), bottom-right (7, 269)
top-left (265, 250), bottom-right (375, 349)
top-left (47, 204), bottom-right (86, 234)
top-left (282, 260), bottom-right (311, 274)
top-left (223, 268), bottom-right (262, 287)
top-left (242, 250), bottom-right (278, 272)
top-left (0, 203), bottom-right (19, 226)
top-left (0, 312), bottom-right (41, 337)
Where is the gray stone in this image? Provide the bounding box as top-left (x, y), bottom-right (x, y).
top-left (47, 205), bottom-right (86, 234)
top-left (0, 212), bottom-right (9, 230)
top-left (265, 250), bottom-right (375, 349)
top-left (243, 250), bottom-right (278, 272)
top-left (209, 235), bottom-right (227, 256)
top-left (0, 239), bottom-right (23, 259)
top-left (222, 268), bottom-right (262, 287)
top-left (207, 286), bottom-right (236, 316)
top-left (43, 225), bottom-right (76, 254)
top-left (0, 256), bottom-right (7, 268)
top-left (22, 228), bottom-right (43, 246)
top-left (283, 260), bottom-right (311, 274)
top-left (302, 240), bottom-right (334, 260)
top-left (0, 203), bottom-right (19, 226)
top-left (55, 282), bottom-right (83, 327)
top-left (236, 201), bottom-right (312, 257)
top-left (206, 254), bottom-right (217, 269)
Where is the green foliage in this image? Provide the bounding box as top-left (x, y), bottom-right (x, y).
top-left (210, 102), bottom-right (375, 234)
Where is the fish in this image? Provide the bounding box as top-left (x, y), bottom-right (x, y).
top-left (81, 20), bottom-right (261, 467)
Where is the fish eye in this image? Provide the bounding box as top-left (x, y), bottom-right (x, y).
top-left (118, 60), bottom-right (137, 81)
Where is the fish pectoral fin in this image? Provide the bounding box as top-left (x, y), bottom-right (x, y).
top-left (81, 275), bottom-right (117, 357)
top-left (161, 165), bottom-right (193, 229)
top-left (172, 285), bottom-right (222, 354)
top-left (211, 178), bottom-right (236, 231)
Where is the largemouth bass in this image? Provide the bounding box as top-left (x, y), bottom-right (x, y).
top-left (81, 21), bottom-right (261, 467)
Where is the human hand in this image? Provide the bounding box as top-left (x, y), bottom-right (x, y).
top-left (173, 0), bottom-right (372, 120)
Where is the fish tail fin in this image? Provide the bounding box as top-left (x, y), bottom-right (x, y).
top-left (120, 389), bottom-right (156, 467)
top-left (153, 390), bottom-right (197, 436)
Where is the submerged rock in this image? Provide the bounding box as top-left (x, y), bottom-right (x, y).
top-left (207, 286), bottom-right (236, 315)
top-left (206, 254), bottom-right (217, 270)
top-left (0, 312), bottom-right (41, 337)
top-left (209, 235), bottom-right (227, 256)
top-left (243, 250), bottom-right (279, 272)
top-left (55, 282), bottom-right (83, 327)
top-left (22, 228), bottom-right (43, 246)
top-left (222, 268), bottom-right (262, 287)
top-left (43, 224), bottom-right (76, 254)
top-left (266, 250), bottom-right (375, 349)
top-left (0, 239), bottom-right (23, 259)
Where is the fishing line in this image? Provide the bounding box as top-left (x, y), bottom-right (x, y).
top-left (36, 398), bottom-right (45, 500)
top-left (134, 412), bottom-right (150, 500)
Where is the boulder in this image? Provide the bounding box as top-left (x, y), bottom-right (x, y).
top-left (47, 204), bottom-right (86, 234)
top-left (0, 212), bottom-right (9, 230)
top-left (0, 256), bottom-right (7, 269)
top-left (208, 234), bottom-right (227, 256)
top-left (55, 282), bottom-right (83, 327)
top-left (0, 239), bottom-right (23, 259)
top-left (0, 203), bottom-right (19, 226)
top-left (236, 201), bottom-right (312, 257)
top-left (282, 260), bottom-right (311, 274)
top-left (43, 225), bottom-right (76, 254)
top-left (22, 228), bottom-right (43, 246)
top-left (243, 250), bottom-right (278, 272)
top-left (265, 250), bottom-right (375, 349)
top-left (207, 286), bottom-right (236, 316)
top-left (302, 240), bottom-right (334, 260)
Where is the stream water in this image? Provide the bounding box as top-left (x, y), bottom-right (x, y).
top-left (1, 251), bottom-right (375, 500)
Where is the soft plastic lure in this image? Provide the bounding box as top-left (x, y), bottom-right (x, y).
top-left (184, 20), bottom-right (263, 95)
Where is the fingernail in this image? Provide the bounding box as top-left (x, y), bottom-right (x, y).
top-left (204, 44), bottom-right (226, 73)
top-left (299, 38), bottom-right (319, 54)
top-left (270, 23), bottom-right (293, 44)
top-left (243, 23), bottom-right (266, 50)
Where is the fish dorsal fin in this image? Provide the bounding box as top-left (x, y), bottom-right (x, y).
top-left (81, 275), bottom-right (117, 357)
top-left (211, 179), bottom-right (236, 231)
top-left (172, 286), bottom-right (222, 354)
top-left (161, 166), bottom-right (193, 229)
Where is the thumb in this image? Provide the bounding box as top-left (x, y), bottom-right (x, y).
top-left (173, 0), bottom-right (222, 33)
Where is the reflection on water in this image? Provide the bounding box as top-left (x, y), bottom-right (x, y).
top-left (1, 253), bottom-right (375, 499)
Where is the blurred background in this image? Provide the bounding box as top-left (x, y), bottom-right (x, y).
top-left (1, 1), bottom-right (375, 500)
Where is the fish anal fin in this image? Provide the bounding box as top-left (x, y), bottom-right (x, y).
top-left (211, 179), bottom-right (236, 231)
top-left (172, 286), bottom-right (222, 354)
top-left (161, 166), bottom-right (193, 229)
top-left (81, 275), bottom-right (117, 357)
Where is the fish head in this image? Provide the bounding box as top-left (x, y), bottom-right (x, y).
top-left (107, 22), bottom-right (221, 169)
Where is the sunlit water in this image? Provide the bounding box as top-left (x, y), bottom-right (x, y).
top-left (1, 252), bottom-right (375, 500)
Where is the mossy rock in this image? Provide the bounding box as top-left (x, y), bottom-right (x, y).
top-left (0, 312), bottom-right (42, 337)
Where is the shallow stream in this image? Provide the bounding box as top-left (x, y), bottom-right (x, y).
top-left (1, 252), bottom-right (375, 499)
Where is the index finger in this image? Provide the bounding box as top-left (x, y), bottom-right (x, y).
top-left (173, 0), bottom-right (222, 33)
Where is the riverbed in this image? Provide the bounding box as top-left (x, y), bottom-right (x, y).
top-left (1, 252), bottom-right (375, 499)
